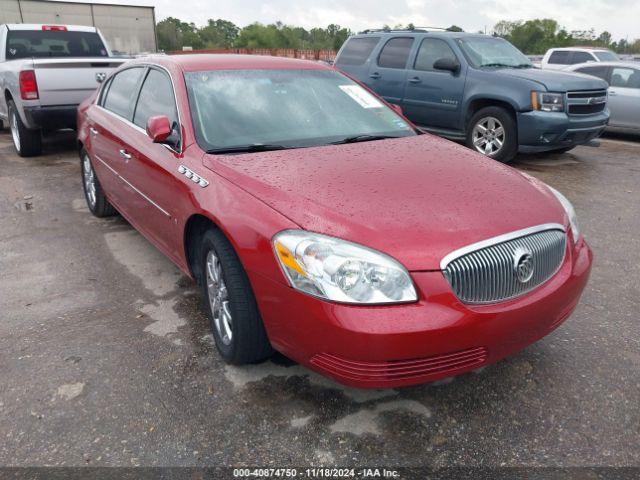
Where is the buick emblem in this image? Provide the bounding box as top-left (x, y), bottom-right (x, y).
top-left (513, 248), bottom-right (534, 283)
top-left (95, 72), bottom-right (107, 83)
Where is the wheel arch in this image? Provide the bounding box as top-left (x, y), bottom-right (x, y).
top-left (465, 98), bottom-right (518, 130)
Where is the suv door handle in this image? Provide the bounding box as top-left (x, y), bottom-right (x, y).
top-left (89, 127), bottom-right (98, 136)
top-left (408, 76), bottom-right (422, 84)
top-left (119, 149), bottom-right (132, 160)
top-left (369, 72), bottom-right (381, 79)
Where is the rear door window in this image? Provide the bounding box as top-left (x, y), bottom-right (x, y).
top-left (133, 69), bottom-right (178, 128)
top-left (335, 37), bottom-right (380, 66)
top-left (575, 66), bottom-right (610, 83)
top-left (570, 51), bottom-right (596, 64)
top-left (548, 51), bottom-right (571, 65)
top-left (377, 37), bottom-right (414, 69)
top-left (102, 67), bottom-right (145, 120)
top-left (414, 38), bottom-right (457, 71)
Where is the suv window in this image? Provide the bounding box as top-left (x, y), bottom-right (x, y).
top-left (575, 65), bottom-right (610, 82)
top-left (133, 69), bottom-right (178, 129)
top-left (414, 38), bottom-right (456, 71)
top-left (548, 51), bottom-right (571, 64)
top-left (378, 37), bottom-right (414, 69)
top-left (336, 37), bottom-right (380, 66)
top-left (611, 67), bottom-right (640, 89)
top-left (571, 51), bottom-right (595, 64)
top-left (102, 67), bottom-right (145, 119)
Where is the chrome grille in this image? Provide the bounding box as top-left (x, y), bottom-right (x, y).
top-left (442, 225), bottom-right (567, 304)
top-left (567, 89), bottom-right (607, 116)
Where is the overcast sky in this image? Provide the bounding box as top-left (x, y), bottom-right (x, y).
top-left (105, 0), bottom-right (639, 41)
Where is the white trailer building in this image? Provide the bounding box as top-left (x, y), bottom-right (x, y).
top-left (0, 0), bottom-right (156, 54)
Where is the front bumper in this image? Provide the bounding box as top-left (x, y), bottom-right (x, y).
top-left (517, 110), bottom-right (609, 153)
top-left (23, 105), bottom-right (79, 130)
top-left (250, 238), bottom-right (593, 388)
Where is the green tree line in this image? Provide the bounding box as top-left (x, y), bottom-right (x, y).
top-left (157, 16), bottom-right (639, 55)
top-left (157, 18), bottom-right (351, 51)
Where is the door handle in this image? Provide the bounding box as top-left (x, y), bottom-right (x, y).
top-left (408, 76), bottom-right (422, 84)
top-left (119, 149), bottom-right (132, 160)
top-left (89, 127), bottom-right (98, 136)
top-left (369, 72), bottom-right (381, 79)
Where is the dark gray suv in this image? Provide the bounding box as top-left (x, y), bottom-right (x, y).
top-left (335, 30), bottom-right (610, 162)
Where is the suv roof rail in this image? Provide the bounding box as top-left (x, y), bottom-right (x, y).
top-left (359, 26), bottom-right (451, 34)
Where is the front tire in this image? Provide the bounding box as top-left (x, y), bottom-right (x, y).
top-left (466, 106), bottom-right (517, 163)
top-left (8, 100), bottom-right (42, 157)
top-left (80, 148), bottom-right (116, 217)
top-left (200, 228), bottom-right (273, 365)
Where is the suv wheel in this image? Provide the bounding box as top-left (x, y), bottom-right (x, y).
top-left (466, 106), bottom-right (517, 163)
top-left (8, 100), bottom-right (42, 157)
top-left (200, 228), bottom-right (273, 365)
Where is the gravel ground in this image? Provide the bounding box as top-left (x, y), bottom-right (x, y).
top-left (0, 130), bottom-right (638, 469)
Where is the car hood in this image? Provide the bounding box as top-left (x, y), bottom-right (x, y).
top-left (497, 67), bottom-right (608, 92)
top-left (203, 135), bottom-right (567, 271)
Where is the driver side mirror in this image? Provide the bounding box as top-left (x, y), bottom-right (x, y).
top-left (433, 57), bottom-right (461, 74)
top-left (146, 115), bottom-right (172, 143)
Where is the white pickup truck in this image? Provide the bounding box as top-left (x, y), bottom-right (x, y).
top-left (0, 24), bottom-right (128, 156)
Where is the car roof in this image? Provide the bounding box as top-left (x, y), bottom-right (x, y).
top-left (4, 23), bottom-right (97, 32)
top-left (135, 54), bottom-right (332, 72)
top-left (548, 47), bottom-right (612, 52)
top-left (353, 30), bottom-right (487, 39)
top-left (567, 61), bottom-right (639, 69)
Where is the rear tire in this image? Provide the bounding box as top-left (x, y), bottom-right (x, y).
top-left (8, 100), bottom-right (42, 157)
top-left (80, 148), bottom-right (117, 217)
top-left (199, 228), bottom-right (273, 365)
top-left (466, 106), bottom-right (517, 163)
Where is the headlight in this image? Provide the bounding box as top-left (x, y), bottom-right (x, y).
top-left (531, 91), bottom-right (564, 112)
top-left (273, 230), bottom-right (417, 304)
top-left (547, 186), bottom-right (580, 242)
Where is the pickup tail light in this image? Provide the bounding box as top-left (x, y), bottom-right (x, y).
top-left (42, 25), bottom-right (68, 31)
top-left (19, 70), bottom-right (39, 100)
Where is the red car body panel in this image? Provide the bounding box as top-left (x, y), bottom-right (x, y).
top-left (77, 54), bottom-right (593, 388)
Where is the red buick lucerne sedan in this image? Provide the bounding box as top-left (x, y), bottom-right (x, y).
top-left (77, 54), bottom-right (592, 388)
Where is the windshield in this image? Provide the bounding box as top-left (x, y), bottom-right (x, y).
top-left (594, 51), bottom-right (619, 61)
top-left (6, 30), bottom-right (108, 60)
top-left (185, 69), bottom-right (415, 151)
top-left (456, 37), bottom-right (532, 68)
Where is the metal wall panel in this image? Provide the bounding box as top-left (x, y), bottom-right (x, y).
top-left (0, 0), bottom-right (23, 23)
top-left (0, 0), bottom-right (156, 54)
top-left (92, 4), bottom-right (156, 54)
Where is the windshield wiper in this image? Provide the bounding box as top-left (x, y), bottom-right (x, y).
top-left (206, 144), bottom-right (292, 154)
top-left (479, 63), bottom-right (511, 68)
top-left (330, 134), bottom-right (402, 145)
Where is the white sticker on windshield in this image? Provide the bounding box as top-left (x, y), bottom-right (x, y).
top-left (339, 85), bottom-right (383, 109)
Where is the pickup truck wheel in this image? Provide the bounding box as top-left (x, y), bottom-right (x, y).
top-left (8, 100), bottom-right (42, 157)
top-left (80, 148), bottom-right (116, 217)
top-left (200, 228), bottom-right (273, 365)
top-left (467, 107), bottom-right (517, 163)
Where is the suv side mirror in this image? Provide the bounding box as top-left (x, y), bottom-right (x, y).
top-left (146, 115), bottom-right (172, 143)
top-left (433, 57), bottom-right (461, 74)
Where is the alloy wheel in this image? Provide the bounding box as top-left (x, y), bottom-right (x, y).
top-left (206, 250), bottom-right (233, 346)
top-left (82, 154), bottom-right (97, 208)
top-left (471, 116), bottom-right (505, 156)
top-left (10, 110), bottom-right (20, 153)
